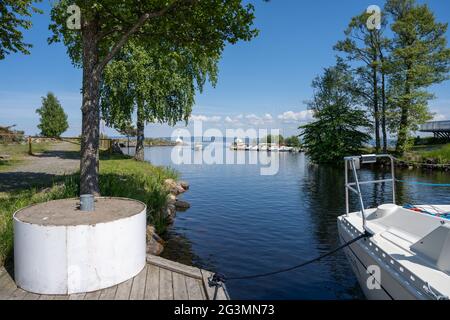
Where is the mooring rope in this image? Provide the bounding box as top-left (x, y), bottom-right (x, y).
top-left (396, 179), bottom-right (450, 187)
top-left (208, 156), bottom-right (450, 299)
top-left (208, 232), bottom-right (371, 299)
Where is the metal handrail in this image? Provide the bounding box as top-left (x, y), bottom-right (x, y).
top-left (344, 154), bottom-right (396, 233)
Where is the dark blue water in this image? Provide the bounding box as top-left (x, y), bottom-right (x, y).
top-left (137, 145), bottom-right (450, 300)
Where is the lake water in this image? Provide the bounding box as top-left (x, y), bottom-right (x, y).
top-left (133, 145), bottom-right (449, 300)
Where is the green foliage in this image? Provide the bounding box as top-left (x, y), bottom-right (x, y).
top-left (101, 42), bottom-right (217, 130)
top-left (300, 61), bottom-right (371, 164)
top-left (48, 0), bottom-right (258, 193)
top-left (0, 155), bottom-right (178, 266)
top-left (36, 93), bottom-right (68, 137)
top-left (421, 144), bottom-right (450, 164)
top-left (48, 0), bottom-right (258, 69)
top-left (261, 134), bottom-right (284, 145)
top-left (0, 0), bottom-right (42, 60)
top-left (385, 0), bottom-right (450, 154)
top-left (284, 136), bottom-right (301, 148)
top-left (334, 11), bottom-right (389, 153)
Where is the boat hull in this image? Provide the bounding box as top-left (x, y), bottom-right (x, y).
top-left (338, 217), bottom-right (425, 300)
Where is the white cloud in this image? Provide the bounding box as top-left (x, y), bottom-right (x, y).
top-left (433, 114), bottom-right (447, 121)
top-left (245, 114), bottom-right (264, 126)
top-left (224, 116), bottom-right (234, 123)
top-left (189, 115), bottom-right (222, 123)
top-left (189, 115), bottom-right (208, 122)
top-left (277, 110), bottom-right (314, 123)
top-left (209, 116), bottom-right (222, 123)
top-left (189, 110), bottom-right (314, 128)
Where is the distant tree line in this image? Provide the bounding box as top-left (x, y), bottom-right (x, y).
top-left (302, 0), bottom-right (450, 164)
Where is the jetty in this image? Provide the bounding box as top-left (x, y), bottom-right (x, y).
top-left (419, 120), bottom-right (450, 140)
top-left (0, 255), bottom-right (229, 300)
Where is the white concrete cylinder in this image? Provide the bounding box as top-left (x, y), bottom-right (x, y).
top-left (14, 197), bottom-right (147, 295)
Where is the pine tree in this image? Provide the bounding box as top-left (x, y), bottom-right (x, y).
top-left (36, 93), bottom-right (68, 137)
top-left (385, 0), bottom-right (450, 154)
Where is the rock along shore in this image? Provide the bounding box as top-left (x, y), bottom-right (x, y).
top-left (146, 178), bottom-right (191, 256)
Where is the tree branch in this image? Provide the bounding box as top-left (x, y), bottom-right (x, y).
top-left (96, 0), bottom-right (197, 74)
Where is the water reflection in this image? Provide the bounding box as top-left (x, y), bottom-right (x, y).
top-left (135, 145), bottom-right (449, 299)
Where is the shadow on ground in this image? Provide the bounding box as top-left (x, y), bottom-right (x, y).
top-left (0, 146), bottom-right (80, 193)
top-left (0, 171), bottom-right (67, 193)
top-left (31, 150), bottom-right (80, 160)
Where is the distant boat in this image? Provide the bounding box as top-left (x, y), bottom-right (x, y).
top-left (194, 142), bottom-right (203, 151)
top-left (259, 144), bottom-right (268, 151)
top-left (269, 145), bottom-right (279, 152)
top-left (175, 137), bottom-right (183, 145)
top-left (279, 146), bottom-right (293, 152)
top-left (250, 145), bottom-right (259, 151)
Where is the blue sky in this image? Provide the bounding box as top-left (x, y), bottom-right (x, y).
top-left (0, 0), bottom-right (449, 137)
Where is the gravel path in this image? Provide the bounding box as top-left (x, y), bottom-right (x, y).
top-left (0, 142), bottom-right (80, 193)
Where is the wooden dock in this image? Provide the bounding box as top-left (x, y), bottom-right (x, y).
top-left (0, 255), bottom-right (229, 300)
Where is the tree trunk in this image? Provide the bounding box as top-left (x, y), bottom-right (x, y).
top-left (381, 70), bottom-right (388, 153)
top-left (80, 17), bottom-right (101, 195)
top-left (372, 61), bottom-right (380, 153)
top-left (134, 100), bottom-right (145, 162)
top-left (396, 104), bottom-right (409, 155)
top-left (396, 66), bottom-right (412, 155)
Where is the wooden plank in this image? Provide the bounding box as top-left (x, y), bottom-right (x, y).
top-left (200, 270), bottom-right (228, 300)
top-left (0, 269), bottom-right (17, 299)
top-left (159, 268), bottom-right (173, 300)
top-left (186, 277), bottom-right (205, 300)
top-left (22, 291), bottom-right (40, 300)
top-left (39, 295), bottom-right (59, 300)
top-left (68, 293), bottom-right (86, 300)
top-left (144, 264), bottom-right (159, 300)
top-left (84, 290), bottom-right (102, 300)
top-left (129, 266), bottom-right (147, 300)
top-left (99, 286), bottom-right (117, 300)
top-left (52, 295), bottom-right (69, 300)
top-left (115, 277), bottom-right (133, 300)
top-left (172, 272), bottom-right (188, 300)
top-left (147, 255), bottom-right (202, 279)
top-left (8, 288), bottom-right (28, 300)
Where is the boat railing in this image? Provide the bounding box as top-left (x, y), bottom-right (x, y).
top-left (344, 154), bottom-right (396, 232)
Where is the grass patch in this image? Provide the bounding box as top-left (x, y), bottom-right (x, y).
top-left (0, 154), bottom-right (178, 267)
top-left (0, 142), bottom-right (52, 171)
top-left (420, 144), bottom-right (450, 164)
top-left (99, 154), bottom-right (178, 235)
top-left (403, 144), bottom-right (450, 164)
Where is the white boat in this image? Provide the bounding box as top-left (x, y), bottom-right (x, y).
top-left (259, 144), bottom-right (268, 151)
top-left (250, 145), bottom-right (259, 151)
top-left (269, 145), bottom-right (279, 152)
top-left (279, 146), bottom-right (293, 152)
top-left (338, 154), bottom-right (450, 300)
top-left (175, 137), bottom-right (184, 145)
